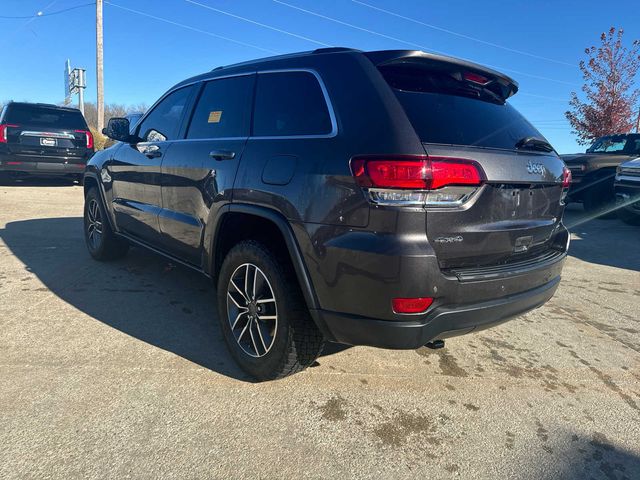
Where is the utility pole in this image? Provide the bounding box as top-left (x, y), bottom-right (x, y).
top-left (96, 0), bottom-right (104, 132)
top-left (636, 107), bottom-right (640, 133)
top-left (77, 69), bottom-right (86, 115)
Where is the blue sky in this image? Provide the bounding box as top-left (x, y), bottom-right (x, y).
top-left (1, 0), bottom-right (639, 153)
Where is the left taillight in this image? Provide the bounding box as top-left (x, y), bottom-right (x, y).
top-left (76, 129), bottom-right (94, 149)
top-left (350, 154), bottom-right (485, 207)
top-left (0, 124), bottom-right (19, 143)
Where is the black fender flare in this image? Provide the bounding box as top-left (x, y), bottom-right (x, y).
top-left (210, 203), bottom-right (320, 313)
top-left (83, 171), bottom-right (118, 233)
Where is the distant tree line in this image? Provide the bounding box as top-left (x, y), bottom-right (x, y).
top-left (82, 101), bottom-right (149, 131)
top-left (82, 102), bottom-right (148, 149)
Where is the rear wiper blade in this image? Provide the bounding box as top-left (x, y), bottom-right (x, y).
top-left (515, 136), bottom-right (554, 153)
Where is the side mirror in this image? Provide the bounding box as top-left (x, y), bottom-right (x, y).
top-left (104, 117), bottom-right (131, 142)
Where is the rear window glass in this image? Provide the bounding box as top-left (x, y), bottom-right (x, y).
top-left (253, 71), bottom-right (332, 137)
top-left (381, 67), bottom-right (542, 150)
top-left (6, 104), bottom-right (87, 129)
top-left (587, 135), bottom-right (640, 154)
top-left (187, 75), bottom-right (253, 139)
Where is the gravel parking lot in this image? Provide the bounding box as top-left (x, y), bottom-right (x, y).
top-left (1, 181), bottom-right (639, 479)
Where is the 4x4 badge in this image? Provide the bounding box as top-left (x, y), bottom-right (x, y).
top-left (434, 235), bottom-right (464, 244)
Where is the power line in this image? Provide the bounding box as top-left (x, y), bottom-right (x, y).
top-left (272, 0), bottom-right (580, 87)
top-left (0, 2), bottom-right (94, 19)
top-left (351, 0), bottom-right (574, 67)
top-left (184, 0), bottom-right (330, 47)
top-left (105, 2), bottom-right (279, 54)
top-left (272, 0), bottom-right (451, 55)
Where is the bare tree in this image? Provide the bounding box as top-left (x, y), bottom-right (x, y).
top-left (565, 27), bottom-right (640, 145)
top-left (82, 102), bottom-right (149, 131)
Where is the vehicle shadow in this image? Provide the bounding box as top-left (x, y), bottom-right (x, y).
top-left (564, 205), bottom-right (640, 271)
top-left (538, 432), bottom-right (640, 480)
top-left (0, 217), bottom-right (347, 382)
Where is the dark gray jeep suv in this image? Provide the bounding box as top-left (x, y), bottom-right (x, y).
top-left (83, 48), bottom-right (570, 380)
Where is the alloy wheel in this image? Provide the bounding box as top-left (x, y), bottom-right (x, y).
top-left (226, 263), bottom-right (278, 358)
top-left (86, 199), bottom-right (103, 250)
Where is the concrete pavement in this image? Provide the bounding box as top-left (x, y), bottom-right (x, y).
top-left (0, 181), bottom-right (638, 479)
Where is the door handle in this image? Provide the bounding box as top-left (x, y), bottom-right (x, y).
top-left (209, 150), bottom-right (236, 161)
top-left (142, 145), bottom-right (162, 159)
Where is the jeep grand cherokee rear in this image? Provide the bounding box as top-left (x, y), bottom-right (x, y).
top-left (85, 48), bottom-right (569, 380)
top-left (0, 102), bottom-right (93, 182)
top-left (308, 51), bottom-right (570, 349)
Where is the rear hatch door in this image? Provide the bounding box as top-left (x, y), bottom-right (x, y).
top-left (374, 53), bottom-right (567, 270)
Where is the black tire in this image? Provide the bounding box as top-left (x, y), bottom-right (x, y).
top-left (217, 240), bottom-right (325, 381)
top-left (617, 208), bottom-right (640, 226)
top-left (84, 187), bottom-right (129, 261)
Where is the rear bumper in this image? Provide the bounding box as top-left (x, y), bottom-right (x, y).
top-left (0, 155), bottom-right (86, 176)
top-left (313, 275), bottom-right (561, 349)
top-left (298, 219), bottom-right (569, 349)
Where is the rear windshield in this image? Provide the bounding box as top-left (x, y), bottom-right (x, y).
top-left (587, 135), bottom-right (640, 154)
top-left (5, 104), bottom-right (87, 130)
top-left (381, 66), bottom-right (543, 150)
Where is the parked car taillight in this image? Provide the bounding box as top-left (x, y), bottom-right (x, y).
top-left (75, 129), bottom-right (94, 150)
top-left (0, 124), bottom-right (19, 143)
top-left (350, 155), bottom-right (485, 207)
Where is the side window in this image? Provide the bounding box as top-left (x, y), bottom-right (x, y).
top-left (253, 71), bottom-right (333, 137)
top-left (137, 86), bottom-right (194, 142)
top-left (187, 75), bottom-right (254, 139)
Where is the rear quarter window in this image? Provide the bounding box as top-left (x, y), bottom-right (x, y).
top-left (252, 71), bottom-right (333, 137)
top-left (5, 104), bottom-right (87, 130)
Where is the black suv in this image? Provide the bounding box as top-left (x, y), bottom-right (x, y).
top-left (84, 48), bottom-right (570, 380)
top-left (0, 102), bottom-right (93, 182)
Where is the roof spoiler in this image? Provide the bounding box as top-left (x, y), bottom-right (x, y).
top-left (365, 50), bottom-right (519, 99)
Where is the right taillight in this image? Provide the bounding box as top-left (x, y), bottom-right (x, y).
top-left (350, 155), bottom-right (485, 207)
top-left (560, 166), bottom-right (572, 205)
top-left (561, 166), bottom-right (572, 189)
top-left (0, 124), bottom-right (18, 143)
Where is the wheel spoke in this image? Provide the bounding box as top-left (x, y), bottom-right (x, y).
top-left (256, 297), bottom-right (275, 304)
top-left (254, 318), bottom-right (269, 353)
top-left (231, 310), bottom-right (247, 330)
top-left (237, 318), bottom-right (251, 342)
top-left (230, 279), bottom-right (249, 303)
top-left (248, 320), bottom-right (260, 355)
top-left (244, 264), bottom-right (251, 300)
top-left (227, 291), bottom-right (247, 310)
top-left (258, 315), bottom-right (277, 321)
top-left (252, 266), bottom-right (258, 299)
